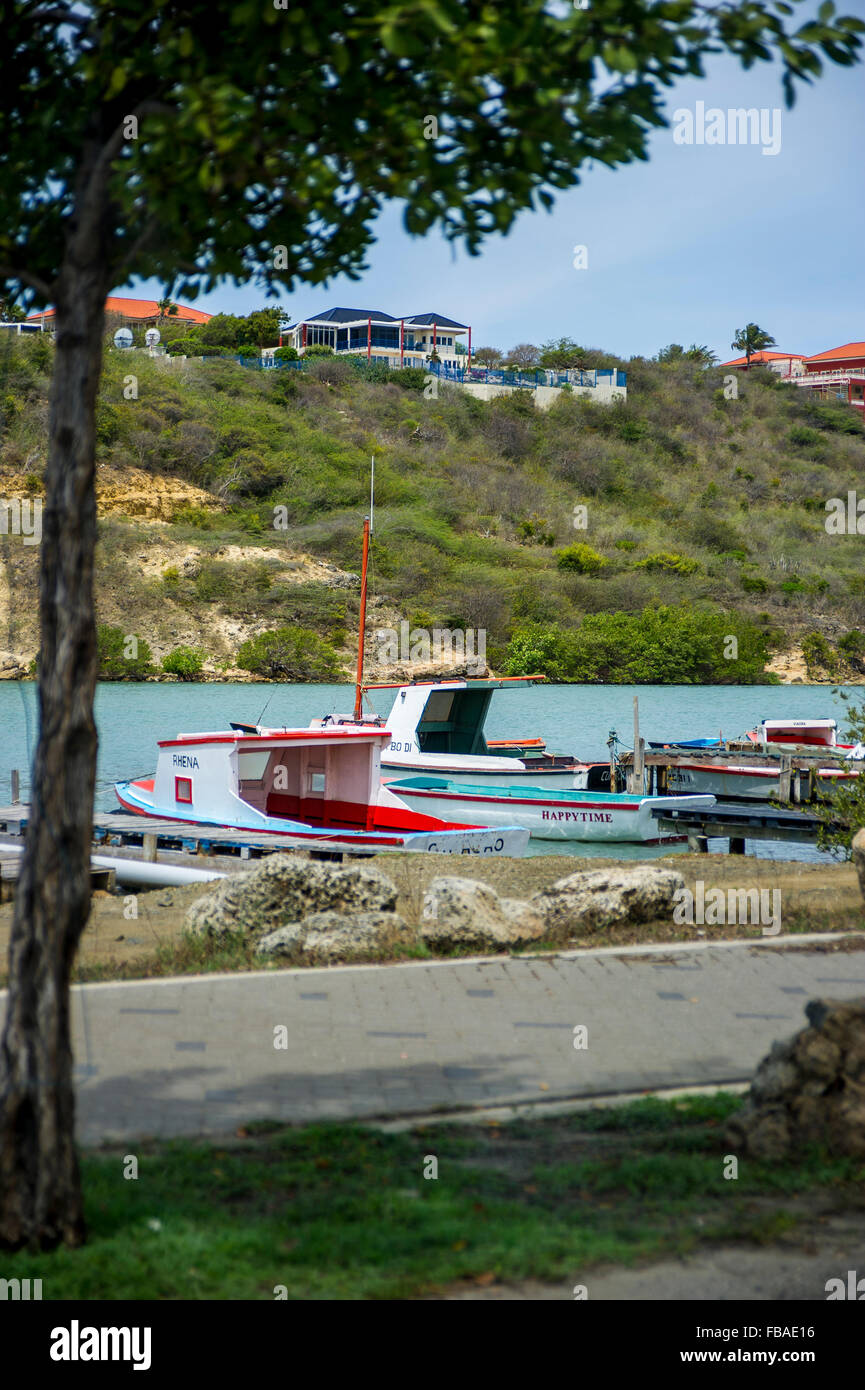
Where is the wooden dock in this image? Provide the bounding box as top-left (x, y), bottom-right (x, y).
top-left (1, 842), bottom-right (115, 901)
top-left (651, 800), bottom-right (827, 853)
top-left (0, 805), bottom-right (388, 865)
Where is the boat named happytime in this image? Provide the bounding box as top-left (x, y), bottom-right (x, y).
top-left (385, 777), bottom-right (716, 843)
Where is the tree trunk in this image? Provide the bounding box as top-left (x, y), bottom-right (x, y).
top-left (0, 246), bottom-right (108, 1249)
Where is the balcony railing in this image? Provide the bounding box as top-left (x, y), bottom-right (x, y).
top-left (429, 362), bottom-right (627, 389)
top-left (225, 355), bottom-right (628, 390)
top-left (789, 368), bottom-right (865, 385)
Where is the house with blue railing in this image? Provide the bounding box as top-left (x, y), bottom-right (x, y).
top-left (237, 303), bottom-right (628, 406)
top-left (428, 359), bottom-right (627, 407)
top-left (280, 306), bottom-right (470, 367)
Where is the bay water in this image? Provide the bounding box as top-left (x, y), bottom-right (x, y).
top-left (1, 680), bottom-right (860, 861)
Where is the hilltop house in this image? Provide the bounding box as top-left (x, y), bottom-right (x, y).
top-left (721, 341), bottom-right (865, 417)
top-left (280, 307), bottom-right (470, 367)
top-left (26, 296), bottom-right (212, 333)
top-left (796, 342), bottom-right (865, 415)
top-left (720, 350), bottom-right (807, 376)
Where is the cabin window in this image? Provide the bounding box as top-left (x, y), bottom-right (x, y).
top-left (308, 770), bottom-right (326, 794)
top-left (175, 776), bottom-right (193, 803)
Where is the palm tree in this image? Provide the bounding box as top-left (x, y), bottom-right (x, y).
top-left (156, 297), bottom-right (178, 321)
top-left (731, 323), bottom-right (776, 368)
top-left (685, 343), bottom-right (718, 366)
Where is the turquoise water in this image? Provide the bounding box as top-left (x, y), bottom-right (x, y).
top-left (1, 680), bottom-right (859, 861)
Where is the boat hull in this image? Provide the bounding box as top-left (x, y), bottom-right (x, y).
top-left (115, 780), bottom-right (529, 856)
top-left (665, 763), bottom-right (859, 801)
top-left (386, 779), bottom-right (716, 843)
top-left (381, 757), bottom-right (592, 790)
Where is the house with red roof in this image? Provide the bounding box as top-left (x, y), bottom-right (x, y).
top-left (720, 341), bottom-right (864, 417)
top-left (26, 295), bottom-right (212, 331)
top-left (719, 350), bottom-right (807, 376)
top-left (797, 342), bottom-right (865, 415)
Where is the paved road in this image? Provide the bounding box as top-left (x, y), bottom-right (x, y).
top-left (3, 939), bottom-right (857, 1145)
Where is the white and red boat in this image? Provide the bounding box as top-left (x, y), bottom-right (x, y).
top-left (747, 718), bottom-right (847, 749)
top-left (385, 777), bottom-right (716, 843)
top-left (114, 724), bottom-right (529, 855)
top-left (659, 719), bottom-right (862, 802)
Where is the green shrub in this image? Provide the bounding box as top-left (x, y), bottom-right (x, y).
top-left (636, 551), bottom-right (700, 576)
top-left (741, 574), bottom-right (769, 593)
top-left (502, 623), bottom-right (572, 681)
top-left (236, 627), bottom-right (342, 681)
top-left (390, 367), bottom-right (428, 391)
top-left (172, 505), bottom-right (214, 528)
top-left (555, 542), bottom-right (608, 574)
top-left (839, 630), bottom-right (865, 659)
top-left (505, 605), bottom-right (770, 684)
top-left (517, 514), bottom-right (555, 546)
top-left (97, 625), bottom-right (155, 680)
top-left (194, 563), bottom-right (236, 602)
top-left (801, 630), bottom-right (839, 678)
top-left (788, 426), bottom-right (823, 448)
top-left (162, 646), bottom-right (205, 680)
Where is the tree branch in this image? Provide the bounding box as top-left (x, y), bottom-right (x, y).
top-left (0, 265), bottom-right (53, 300)
top-left (115, 213), bottom-right (162, 274)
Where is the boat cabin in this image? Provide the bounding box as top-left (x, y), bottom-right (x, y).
top-left (758, 719), bottom-right (837, 748)
top-left (152, 726), bottom-right (392, 830)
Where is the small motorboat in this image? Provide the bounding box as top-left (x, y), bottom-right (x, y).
top-left (385, 777), bottom-right (716, 843)
top-left (325, 678), bottom-right (607, 790)
top-left (746, 718), bottom-right (844, 749)
top-left (115, 723), bottom-right (529, 856)
top-left (655, 717), bottom-right (862, 801)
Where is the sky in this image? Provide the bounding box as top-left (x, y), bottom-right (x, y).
top-left (126, 22), bottom-right (865, 365)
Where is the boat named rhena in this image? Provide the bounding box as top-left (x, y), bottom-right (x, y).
top-left (385, 777), bottom-right (716, 843)
top-left (115, 724), bottom-right (529, 855)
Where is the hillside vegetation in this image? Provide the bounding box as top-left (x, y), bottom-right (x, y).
top-left (1, 331), bottom-right (864, 683)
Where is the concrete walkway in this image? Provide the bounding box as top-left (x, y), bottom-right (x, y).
top-left (4, 938), bottom-right (860, 1146)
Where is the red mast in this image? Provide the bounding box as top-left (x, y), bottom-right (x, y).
top-left (354, 516), bottom-right (371, 720)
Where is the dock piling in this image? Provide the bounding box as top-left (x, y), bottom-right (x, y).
top-left (779, 756), bottom-right (792, 802)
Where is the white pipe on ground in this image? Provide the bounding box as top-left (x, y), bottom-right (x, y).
top-left (0, 843), bottom-right (227, 889)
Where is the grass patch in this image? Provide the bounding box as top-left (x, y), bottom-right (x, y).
top-left (5, 1094), bottom-right (863, 1299)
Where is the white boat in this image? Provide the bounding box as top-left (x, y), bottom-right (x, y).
top-left (658, 718), bottom-right (862, 802)
top-left (664, 759), bottom-right (859, 802)
top-left (115, 724), bottom-right (529, 856)
top-left (310, 678), bottom-right (606, 790)
top-left (747, 718), bottom-right (848, 749)
top-left (385, 777), bottom-right (716, 843)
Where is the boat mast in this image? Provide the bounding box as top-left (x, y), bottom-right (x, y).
top-left (353, 457), bottom-right (374, 720)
